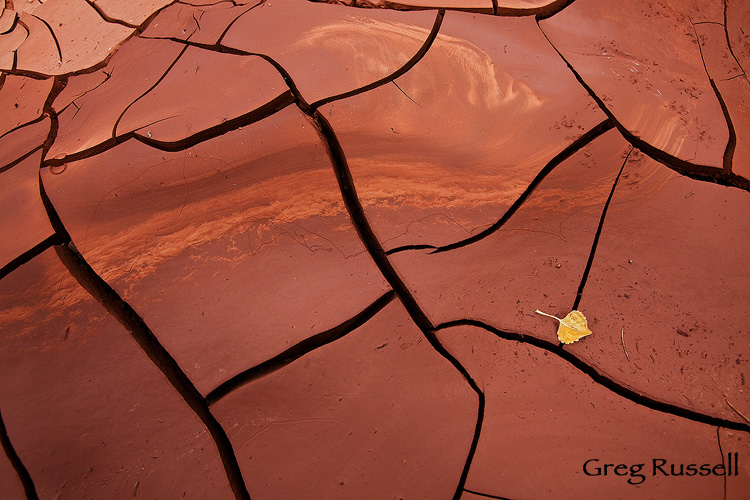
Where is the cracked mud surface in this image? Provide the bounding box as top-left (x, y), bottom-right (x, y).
top-left (0, 0), bottom-right (748, 498)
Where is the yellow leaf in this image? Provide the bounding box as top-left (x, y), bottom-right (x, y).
top-left (535, 309), bottom-right (593, 344)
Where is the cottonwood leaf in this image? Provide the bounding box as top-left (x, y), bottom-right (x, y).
top-left (535, 309), bottom-right (593, 344)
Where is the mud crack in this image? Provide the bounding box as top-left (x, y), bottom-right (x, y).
top-left (537, 21), bottom-right (750, 192)
top-left (436, 320), bottom-right (750, 432)
top-left (206, 291), bottom-right (396, 405)
top-left (38, 179), bottom-right (252, 500)
top-left (0, 405), bottom-right (38, 500)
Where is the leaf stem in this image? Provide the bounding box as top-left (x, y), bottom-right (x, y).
top-left (535, 309), bottom-right (562, 321)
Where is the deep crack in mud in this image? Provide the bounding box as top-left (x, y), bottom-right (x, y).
top-left (0, 0), bottom-right (749, 498)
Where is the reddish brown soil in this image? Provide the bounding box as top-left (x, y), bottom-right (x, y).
top-left (1, 0), bottom-right (748, 499)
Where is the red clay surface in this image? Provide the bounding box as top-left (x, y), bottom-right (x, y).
top-left (1, 0), bottom-right (748, 499)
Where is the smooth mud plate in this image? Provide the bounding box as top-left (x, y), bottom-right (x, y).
top-left (0, 0), bottom-right (748, 499)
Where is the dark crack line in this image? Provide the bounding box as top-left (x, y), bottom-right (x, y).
top-left (392, 80), bottom-right (421, 107)
top-left (139, 33), bottom-right (200, 44)
top-left (436, 319), bottom-right (750, 432)
top-left (308, 10), bottom-right (444, 110)
top-left (84, 0), bottom-right (140, 29)
top-left (244, 14), bottom-right (488, 481)
top-left (0, 144), bottom-right (43, 174)
top-left (692, 21), bottom-right (725, 26)
top-left (215, 0), bottom-right (265, 46)
top-left (176, 9), bottom-right (201, 42)
top-left (0, 406), bottom-right (38, 500)
top-left (42, 136), bottom-right (117, 167)
top-left (66, 93), bottom-right (290, 158)
top-left (69, 101), bottom-right (81, 119)
top-left (463, 488), bottom-right (515, 500)
top-left (717, 427), bottom-right (727, 500)
top-left (311, 0), bottom-right (576, 18)
top-left (710, 79), bottom-right (737, 174)
top-left (29, 14), bottom-right (62, 63)
top-left (132, 1), bottom-right (184, 34)
top-left (132, 91), bottom-right (294, 151)
top-left (205, 290), bottom-right (396, 405)
top-left (496, 0), bottom-right (575, 18)
top-left (316, 0), bottom-right (490, 14)
top-left (310, 109), bottom-right (485, 500)
top-left (251, 42), bottom-right (486, 494)
top-left (221, 50), bottom-right (312, 111)
top-left (178, 0), bottom-right (235, 6)
top-left (385, 243), bottom-right (437, 255)
top-left (310, 112), bottom-right (428, 337)
top-left (56, 69), bottom-right (113, 115)
top-left (0, 96), bottom-right (56, 145)
top-left (12, 20), bottom-right (29, 76)
top-left (380, 211), bottom-right (477, 250)
top-left (51, 242), bottom-right (251, 500)
top-left (571, 148), bottom-right (632, 310)
top-left (0, 233), bottom-right (64, 281)
top-left (42, 64), bottom-right (292, 166)
top-left (0, 77), bottom-right (67, 283)
top-left (3, 26), bottom-right (141, 80)
top-left (111, 43), bottom-right (189, 140)
top-left (99, 44), bottom-right (292, 156)
top-left (423, 119), bottom-right (614, 255)
top-left (537, 21), bottom-right (750, 191)
top-left (40, 77), bottom-right (64, 161)
top-left (14, 15), bottom-right (29, 39)
top-left (721, 73), bottom-right (747, 82)
top-left (143, 30), bottom-right (258, 52)
top-left (1, 8), bottom-right (19, 36)
top-left (693, 24), bottom-right (737, 174)
top-left (38, 181), bottom-right (251, 500)
top-left (723, 0), bottom-right (748, 80)
top-left (4, 64), bottom-right (111, 82)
